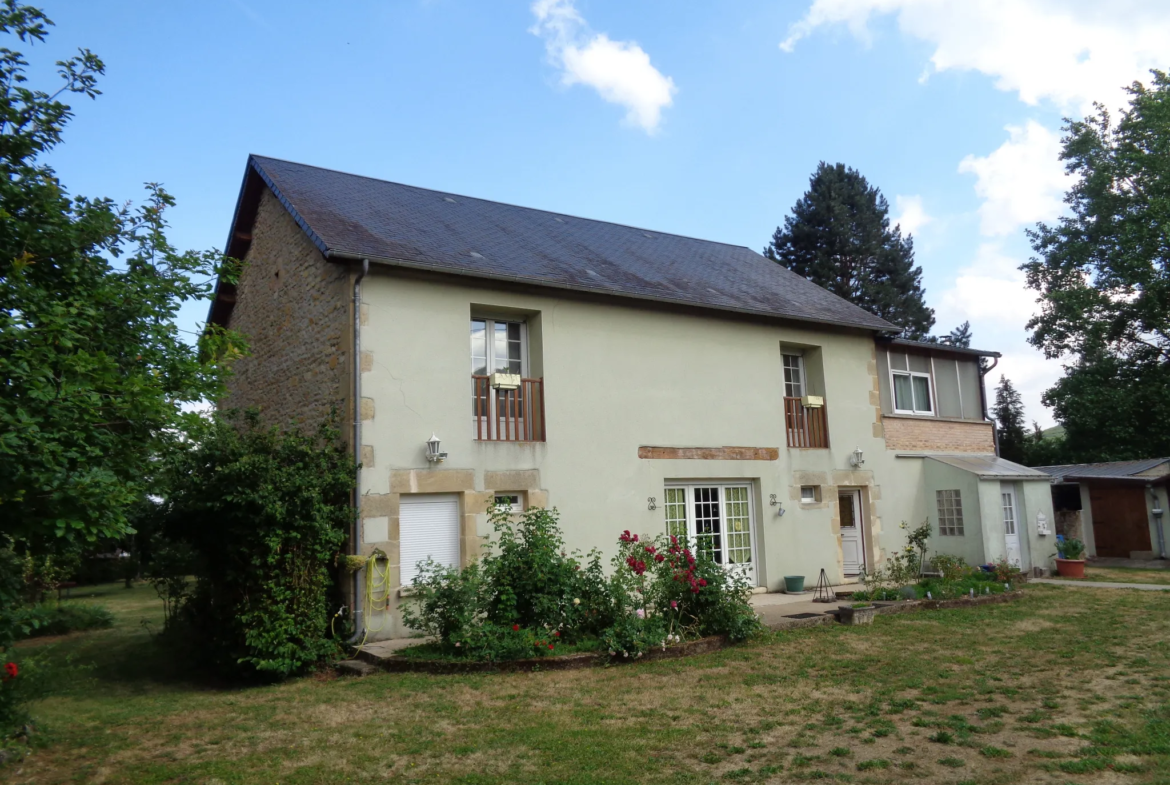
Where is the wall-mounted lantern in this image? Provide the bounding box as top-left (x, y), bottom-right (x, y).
top-left (850, 447), bottom-right (865, 468)
top-left (425, 433), bottom-right (448, 463)
top-left (770, 493), bottom-right (785, 516)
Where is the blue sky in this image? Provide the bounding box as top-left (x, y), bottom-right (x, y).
top-left (38, 1), bottom-right (1170, 426)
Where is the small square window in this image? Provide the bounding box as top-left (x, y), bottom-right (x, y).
top-left (494, 493), bottom-right (524, 513)
top-left (800, 486), bottom-right (820, 503)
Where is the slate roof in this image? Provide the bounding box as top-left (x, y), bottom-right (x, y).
top-left (926, 455), bottom-right (1052, 480)
top-left (210, 155), bottom-right (900, 333)
top-left (1035, 459), bottom-right (1170, 483)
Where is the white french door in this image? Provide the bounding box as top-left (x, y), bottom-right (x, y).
top-left (663, 483), bottom-right (757, 585)
top-left (1001, 484), bottom-right (1021, 568)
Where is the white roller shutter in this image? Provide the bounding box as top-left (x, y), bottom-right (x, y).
top-left (399, 494), bottom-right (461, 587)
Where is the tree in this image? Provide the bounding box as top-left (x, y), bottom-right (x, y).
top-left (992, 376), bottom-right (1028, 465)
top-left (940, 321), bottom-right (972, 348)
top-left (765, 162), bottom-right (935, 338)
top-left (1023, 70), bottom-right (1170, 460)
top-left (0, 2), bottom-right (245, 545)
top-left (160, 411), bottom-right (354, 679)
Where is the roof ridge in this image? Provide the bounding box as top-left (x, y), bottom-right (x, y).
top-left (249, 154), bottom-right (757, 253)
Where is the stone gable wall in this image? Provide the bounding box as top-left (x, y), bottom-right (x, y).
top-left (221, 188), bottom-right (351, 428)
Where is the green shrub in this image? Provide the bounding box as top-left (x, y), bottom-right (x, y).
top-left (160, 411), bottom-right (354, 680)
top-left (1057, 537), bottom-right (1086, 560)
top-left (481, 505), bottom-right (591, 631)
top-left (16, 603), bottom-right (112, 639)
top-left (403, 514), bottom-right (761, 662)
top-left (0, 650), bottom-right (51, 744)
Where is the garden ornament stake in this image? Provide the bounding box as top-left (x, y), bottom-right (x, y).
top-left (812, 569), bottom-right (834, 603)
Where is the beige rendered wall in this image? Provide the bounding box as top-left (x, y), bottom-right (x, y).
top-left (922, 459), bottom-right (986, 566)
top-left (356, 268), bottom-right (929, 637)
top-left (1017, 479), bottom-right (1059, 573)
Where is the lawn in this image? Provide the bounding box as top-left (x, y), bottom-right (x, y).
top-left (6, 581), bottom-right (1170, 784)
top-left (1083, 566), bottom-right (1170, 586)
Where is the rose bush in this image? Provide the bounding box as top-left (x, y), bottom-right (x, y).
top-left (403, 509), bottom-right (761, 663)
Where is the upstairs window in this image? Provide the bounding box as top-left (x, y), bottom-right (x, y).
top-left (471, 316), bottom-right (544, 441)
top-left (782, 353), bottom-right (805, 398)
top-left (892, 370), bottom-right (933, 414)
top-left (471, 318), bottom-right (525, 378)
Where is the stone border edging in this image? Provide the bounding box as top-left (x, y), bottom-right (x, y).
top-left (352, 590), bottom-right (1025, 675)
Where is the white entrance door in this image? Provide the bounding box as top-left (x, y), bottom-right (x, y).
top-left (399, 494), bottom-right (461, 587)
top-left (1001, 484), bottom-right (1021, 567)
top-left (839, 490), bottom-right (865, 576)
top-left (663, 483), bottom-right (757, 585)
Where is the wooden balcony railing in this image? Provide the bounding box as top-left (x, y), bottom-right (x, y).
top-left (784, 397), bottom-right (829, 449)
top-left (473, 375), bottom-right (546, 442)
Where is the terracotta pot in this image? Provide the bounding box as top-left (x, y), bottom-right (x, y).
top-left (1055, 558), bottom-right (1086, 578)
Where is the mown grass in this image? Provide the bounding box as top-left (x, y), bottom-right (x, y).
top-left (6, 582), bottom-right (1170, 784)
top-left (1082, 566), bottom-right (1170, 586)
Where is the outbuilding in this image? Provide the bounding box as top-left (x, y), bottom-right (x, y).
top-left (1036, 460), bottom-right (1170, 561)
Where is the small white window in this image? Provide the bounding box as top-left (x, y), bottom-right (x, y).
top-left (493, 493), bottom-right (524, 513)
top-left (800, 486), bottom-right (820, 503)
top-left (782, 353), bottom-right (805, 399)
top-left (936, 489), bottom-right (964, 536)
top-left (892, 370), bottom-right (933, 414)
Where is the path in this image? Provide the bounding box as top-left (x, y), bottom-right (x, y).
top-left (1033, 578), bottom-right (1170, 591)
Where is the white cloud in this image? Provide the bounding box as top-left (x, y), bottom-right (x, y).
top-left (938, 243), bottom-right (1038, 324)
top-left (958, 121), bottom-right (1070, 237)
top-left (530, 0), bottom-right (676, 133)
top-left (892, 194), bottom-right (931, 238)
top-left (779, 0), bottom-right (1170, 113)
top-left (935, 243), bottom-right (1060, 426)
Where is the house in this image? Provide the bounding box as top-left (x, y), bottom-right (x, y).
top-left (208, 155), bottom-right (1057, 639)
top-left (1036, 460), bottom-right (1169, 561)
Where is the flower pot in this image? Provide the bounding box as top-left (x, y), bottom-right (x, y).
top-left (837, 605), bottom-right (876, 625)
top-left (1055, 558), bottom-right (1086, 578)
top-left (784, 575), bottom-right (806, 593)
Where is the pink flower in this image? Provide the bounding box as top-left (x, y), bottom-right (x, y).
top-left (670, 600), bottom-right (678, 609)
top-left (636, 608), bottom-right (645, 618)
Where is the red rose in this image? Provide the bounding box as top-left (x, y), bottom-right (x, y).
top-left (655, 554), bottom-right (665, 562)
top-left (698, 578), bottom-right (707, 587)
top-left (553, 631), bottom-right (561, 637)
top-left (548, 644), bottom-right (554, 650)
top-left (3, 662), bottom-right (16, 680)
top-left (512, 624), bottom-right (520, 631)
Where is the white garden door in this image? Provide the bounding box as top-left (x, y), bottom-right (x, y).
top-left (838, 490), bottom-right (865, 576)
top-left (399, 494), bottom-right (461, 587)
top-left (1001, 484), bottom-right (1022, 568)
top-left (663, 483), bottom-right (757, 585)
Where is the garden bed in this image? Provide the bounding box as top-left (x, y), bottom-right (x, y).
top-left (358, 633), bottom-right (732, 673)
top-left (350, 591), bottom-right (1026, 675)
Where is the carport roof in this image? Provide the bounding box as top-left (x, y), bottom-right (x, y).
top-left (1034, 458), bottom-right (1170, 483)
top-left (925, 455), bottom-right (1053, 480)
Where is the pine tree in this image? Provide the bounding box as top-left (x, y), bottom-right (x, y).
top-left (765, 162), bottom-right (935, 338)
top-left (941, 321), bottom-right (972, 348)
top-left (993, 376), bottom-right (1028, 464)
